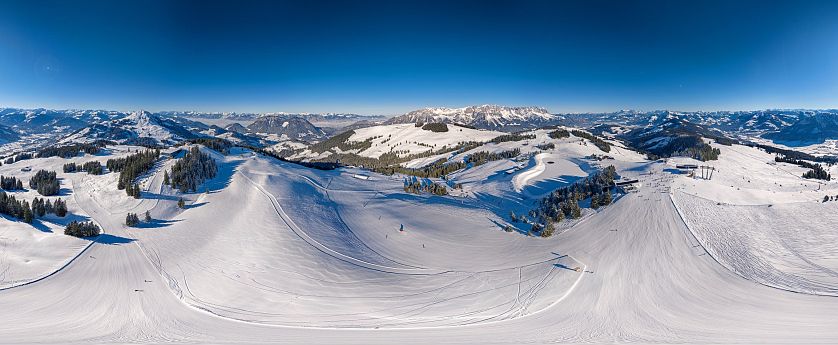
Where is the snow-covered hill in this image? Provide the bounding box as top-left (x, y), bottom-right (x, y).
top-left (290, 123), bottom-right (506, 162)
top-left (246, 115), bottom-right (326, 142)
top-left (60, 110), bottom-right (197, 146)
top-left (620, 115), bottom-right (734, 158)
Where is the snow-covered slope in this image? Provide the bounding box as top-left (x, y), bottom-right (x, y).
top-left (669, 142), bottom-right (838, 296)
top-left (0, 143), bottom-right (837, 343)
top-left (292, 123), bottom-right (506, 161)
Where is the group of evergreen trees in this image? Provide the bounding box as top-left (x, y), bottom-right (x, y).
top-left (0, 191), bottom-right (32, 222)
top-left (167, 147), bottom-right (217, 193)
top-left (675, 141), bottom-right (721, 161)
top-left (465, 149), bottom-right (521, 166)
top-left (775, 155), bottom-right (832, 181)
top-left (548, 129), bottom-right (570, 139)
top-left (107, 149), bottom-right (160, 196)
top-left (29, 170), bottom-right (60, 196)
top-left (403, 177), bottom-right (448, 195)
top-left (421, 123), bottom-right (449, 132)
top-left (126, 212), bottom-right (140, 226)
top-left (125, 183), bottom-right (142, 199)
top-left (126, 211), bottom-right (152, 226)
top-left (184, 138), bottom-right (233, 154)
top-left (64, 221), bottom-right (100, 238)
top-left (36, 142), bottom-right (103, 159)
top-left (751, 143), bottom-right (838, 164)
top-left (308, 130), bottom-right (373, 154)
top-left (536, 143), bottom-right (555, 150)
top-left (3, 152), bottom-right (33, 165)
top-left (490, 133), bottom-right (536, 144)
top-left (803, 166), bottom-right (831, 180)
top-left (62, 161), bottom-right (104, 175)
top-left (523, 165), bottom-right (617, 237)
top-left (30, 197), bottom-right (67, 218)
top-left (570, 130), bottom-right (611, 153)
top-left (0, 191), bottom-right (66, 223)
top-left (0, 175), bottom-right (24, 190)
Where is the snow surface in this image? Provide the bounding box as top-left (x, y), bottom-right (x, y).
top-left (668, 143), bottom-right (838, 296)
top-left (0, 142), bottom-right (837, 343)
top-left (349, 123), bottom-right (505, 159)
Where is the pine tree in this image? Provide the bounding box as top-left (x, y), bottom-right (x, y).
top-left (553, 209), bottom-right (565, 222)
top-left (541, 222), bottom-right (555, 238)
top-left (144, 210), bottom-right (151, 222)
top-left (54, 198), bottom-right (67, 217)
top-left (591, 195), bottom-right (600, 209)
top-left (22, 201), bottom-right (33, 223)
top-left (177, 197), bottom-right (185, 209)
top-left (601, 192), bottom-right (612, 206)
top-left (571, 200), bottom-right (582, 219)
top-left (163, 170), bottom-right (170, 185)
top-left (126, 213), bottom-right (139, 226)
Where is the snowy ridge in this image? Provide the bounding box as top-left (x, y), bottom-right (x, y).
top-left (387, 105), bottom-right (559, 130)
top-left (59, 110), bottom-right (196, 145)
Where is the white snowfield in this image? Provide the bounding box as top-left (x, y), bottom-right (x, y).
top-left (0, 142), bottom-right (836, 343)
top-left (670, 143), bottom-right (838, 296)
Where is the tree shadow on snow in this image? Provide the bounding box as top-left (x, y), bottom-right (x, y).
top-left (199, 158), bottom-right (244, 194)
top-left (183, 202), bottom-right (207, 210)
top-left (55, 186), bottom-right (73, 197)
top-left (550, 253), bottom-right (579, 272)
top-left (140, 191), bottom-right (179, 201)
top-left (30, 219), bottom-right (54, 233)
top-left (489, 218), bottom-right (530, 235)
top-left (135, 218), bottom-right (181, 229)
top-left (93, 233), bottom-right (136, 245)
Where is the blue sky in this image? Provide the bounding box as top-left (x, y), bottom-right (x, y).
top-left (1, 0), bottom-right (837, 114)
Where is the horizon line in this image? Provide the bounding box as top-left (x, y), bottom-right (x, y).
top-left (2, 104), bottom-right (838, 118)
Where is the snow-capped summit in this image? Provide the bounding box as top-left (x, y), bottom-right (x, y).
top-left (386, 105), bottom-right (559, 131)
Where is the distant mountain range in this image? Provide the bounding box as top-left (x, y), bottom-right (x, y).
top-left (386, 105), bottom-right (561, 130)
top-left (159, 110), bottom-right (385, 123)
top-left (2, 106), bottom-right (838, 157)
top-left (61, 111), bottom-right (200, 146)
top-left (562, 109), bottom-right (805, 135)
top-left (761, 113), bottom-right (838, 145)
top-left (0, 124), bottom-right (19, 144)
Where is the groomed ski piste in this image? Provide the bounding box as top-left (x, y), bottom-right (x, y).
top-left (1, 134), bottom-right (837, 344)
